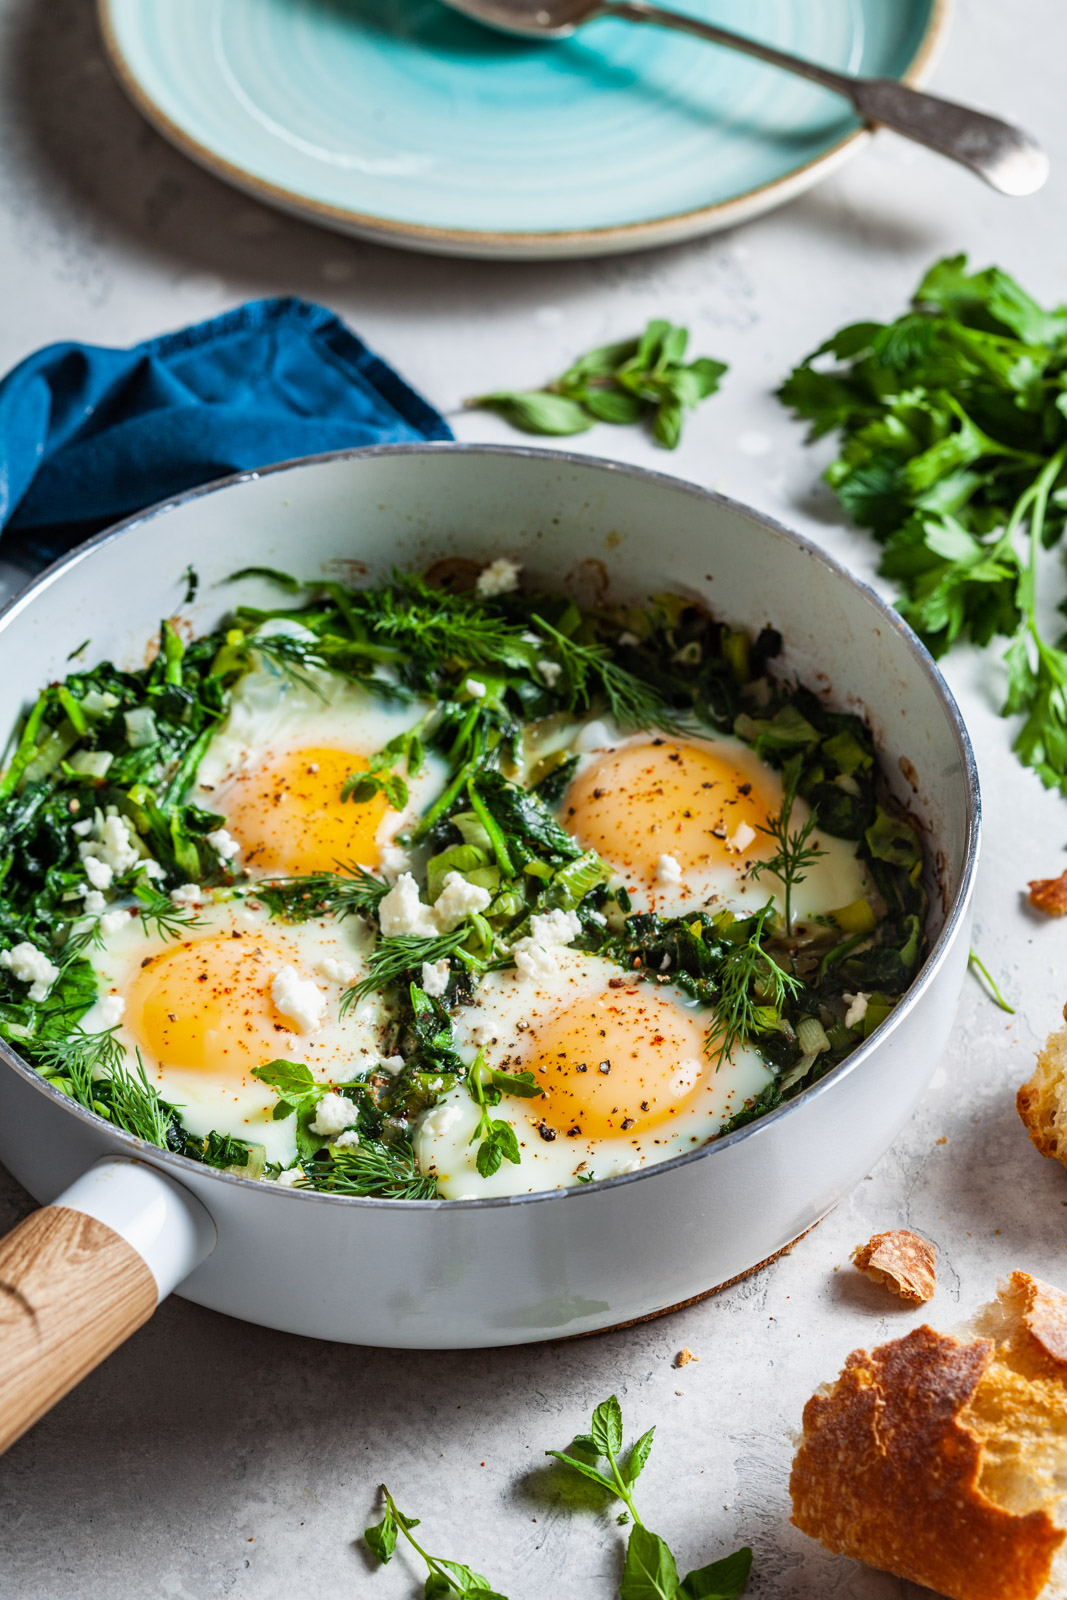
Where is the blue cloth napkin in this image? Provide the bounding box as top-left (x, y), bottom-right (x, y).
top-left (0, 297), bottom-right (452, 568)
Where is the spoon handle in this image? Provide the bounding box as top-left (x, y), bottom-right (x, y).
top-left (599, 1), bottom-right (1048, 196)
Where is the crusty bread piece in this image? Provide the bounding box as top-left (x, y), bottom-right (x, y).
top-left (1018, 1006), bottom-right (1067, 1165)
top-left (790, 1272), bottom-right (1067, 1600)
top-left (853, 1227), bottom-right (937, 1303)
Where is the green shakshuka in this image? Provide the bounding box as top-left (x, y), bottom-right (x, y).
top-left (0, 559), bottom-right (927, 1198)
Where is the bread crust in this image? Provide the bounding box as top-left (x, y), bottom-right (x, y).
top-left (790, 1276), bottom-right (1067, 1600)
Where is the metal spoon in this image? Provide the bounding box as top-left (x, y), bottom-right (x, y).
top-left (441, 0), bottom-right (1049, 197)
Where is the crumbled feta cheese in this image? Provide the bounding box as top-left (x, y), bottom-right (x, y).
top-left (844, 992), bottom-right (869, 1029)
top-left (72, 819), bottom-right (93, 838)
top-left (433, 872), bottom-right (492, 933)
top-left (575, 720), bottom-right (614, 753)
top-left (83, 889), bottom-right (108, 916)
top-left (275, 1166), bottom-right (304, 1187)
top-left (82, 855), bottom-right (113, 891)
top-left (170, 883), bottom-right (202, 906)
top-left (536, 659), bottom-right (562, 688)
top-left (270, 966), bottom-right (326, 1033)
top-left (377, 1055), bottom-right (406, 1076)
top-left (96, 993), bottom-right (126, 1030)
top-left (656, 853), bottom-right (683, 886)
top-left (660, 954), bottom-right (672, 972)
top-left (618, 631), bottom-right (640, 647)
top-left (317, 956), bottom-right (357, 985)
top-left (0, 942), bottom-right (60, 1002)
top-left (728, 822), bottom-right (756, 854)
top-left (309, 1091), bottom-right (360, 1137)
top-left (101, 909), bottom-right (128, 937)
top-left (475, 557), bottom-right (521, 597)
top-left (464, 678), bottom-right (487, 699)
top-left (206, 828), bottom-right (241, 864)
top-left (510, 908), bottom-right (582, 982)
top-left (421, 1101), bottom-right (464, 1136)
top-left (378, 872), bottom-right (437, 937)
top-left (835, 773), bottom-right (861, 797)
top-left (77, 806), bottom-right (142, 891)
top-left (332, 1129), bottom-right (361, 1150)
top-left (379, 843), bottom-right (411, 883)
top-left (421, 958), bottom-right (451, 997)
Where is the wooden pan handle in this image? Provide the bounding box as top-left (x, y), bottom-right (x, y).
top-left (0, 1159), bottom-right (215, 1454)
top-left (0, 1205), bottom-right (157, 1453)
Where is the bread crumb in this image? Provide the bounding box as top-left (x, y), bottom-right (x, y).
top-left (936, 1135), bottom-right (947, 1145)
top-left (853, 1229), bottom-right (937, 1304)
top-left (1029, 869), bottom-right (1067, 915)
top-left (1018, 1003), bottom-right (1067, 1167)
top-left (675, 1347), bottom-right (699, 1367)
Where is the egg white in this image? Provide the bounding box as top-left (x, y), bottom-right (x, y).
top-left (83, 897), bottom-right (389, 1165)
top-left (415, 949), bottom-right (772, 1197)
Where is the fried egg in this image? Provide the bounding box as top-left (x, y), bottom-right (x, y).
top-left (192, 623), bottom-right (447, 878)
top-left (559, 725), bottom-right (868, 922)
top-left (82, 898), bottom-right (388, 1164)
top-left (415, 949), bottom-right (771, 1197)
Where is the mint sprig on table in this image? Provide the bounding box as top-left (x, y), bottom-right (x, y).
top-left (364, 1395), bottom-right (751, 1599)
top-left (548, 1395), bottom-right (751, 1599)
top-left (470, 319), bottom-right (727, 449)
top-left (779, 253), bottom-right (1067, 794)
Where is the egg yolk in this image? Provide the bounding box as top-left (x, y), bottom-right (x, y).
top-left (563, 738), bottom-right (778, 895)
top-left (519, 983), bottom-right (711, 1139)
top-left (213, 745), bottom-right (387, 875)
top-left (125, 934), bottom-right (299, 1080)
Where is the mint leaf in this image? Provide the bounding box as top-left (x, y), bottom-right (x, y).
top-left (364, 1506), bottom-right (398, 1564)
top-left (591, 1395), bottom-right (624, 1460)
top-left (471, 391), bottom-right (594, 436)
top-left (623, 1427), bottom-right (656, 1486)
top-left (252, 1060), bottom-right (315, 1094)
top-left (544, 1450), bottom-right (615, 1494)
top-left (620, 1524), bottom-right (679, 1600)
top-left (677, 1547), bottom-right (753, 1599)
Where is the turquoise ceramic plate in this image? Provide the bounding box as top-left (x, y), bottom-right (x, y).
top-left (99, 0), bottom-right (948, 259)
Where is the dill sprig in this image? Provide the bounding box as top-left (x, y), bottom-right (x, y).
top-left (749, 757), bottom-right (826, 934)
top-left (300, 1142), bottom-right (438, 1200)
top-left (133, 882), bottom-right (202, 942)
top-left (346, 575), bottom-right (534, 670)
top-left (705, 905), bottom-right (801, 1069)
top-left (33, 1029), bottom-right (174, 1146)
top-left (344, 927), bottom-right (471, 1007)
top-left (531, 616), bottom-right (687, 734)
top-left (258, 863), bottom-right (389, 924)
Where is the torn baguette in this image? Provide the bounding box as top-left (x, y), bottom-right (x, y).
top-left (1018, 1005), bottom-right (1067, 1165)
top-left (790, 1272), bottom-right (1067, 1600)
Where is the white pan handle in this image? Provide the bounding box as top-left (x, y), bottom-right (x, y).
top-left (0, 1157), bottom-right (215, 1454)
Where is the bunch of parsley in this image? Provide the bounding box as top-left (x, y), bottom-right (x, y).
top-left (780, 254), bottom-right (1067, 792)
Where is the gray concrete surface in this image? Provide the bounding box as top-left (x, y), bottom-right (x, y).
top-left (1, 0), bottom-right (1065, 1594)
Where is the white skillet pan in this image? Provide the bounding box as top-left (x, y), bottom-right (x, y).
top-left (0, 445), bottom-right (979, 1452)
